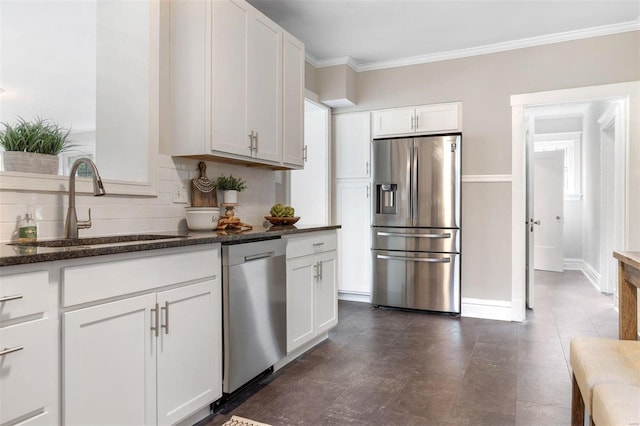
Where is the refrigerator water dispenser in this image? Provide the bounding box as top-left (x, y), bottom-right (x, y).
top-left (376, 184), bottom-right (397, 214)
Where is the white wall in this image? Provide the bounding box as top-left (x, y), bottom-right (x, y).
top-left (582, 101), bottom-right (611, 273)
top-left (0, 156), bottom-right (276, 242)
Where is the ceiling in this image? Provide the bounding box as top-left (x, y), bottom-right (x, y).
top-left (246, 0), bottom-right (640, 71)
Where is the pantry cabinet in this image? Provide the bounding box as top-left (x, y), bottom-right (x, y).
top-left (0, 269), bottom-right (56, 426)
top-left (285, 231), bottom-right (338, 353)
top-left (371, 102), bottom-right (461, 137)
top-left (62, 246), bottom-right (222, 426)
top-left (333, 112), bottom-right (373, 301)
top-left (170, 0), bottom-right (304, 169)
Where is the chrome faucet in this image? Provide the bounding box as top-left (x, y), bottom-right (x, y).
top-left (64, 158), bottom-right (106, 239)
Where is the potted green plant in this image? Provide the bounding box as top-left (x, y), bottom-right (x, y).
top-left (215, 174), bottom-right (247, 204)
top-left (0, 117), bottom-right (74, 174)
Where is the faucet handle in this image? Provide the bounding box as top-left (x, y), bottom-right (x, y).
top-left (77, 208), bottom-right (92, 230)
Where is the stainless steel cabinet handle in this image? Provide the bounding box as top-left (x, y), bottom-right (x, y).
top-left (376, 254), bottom-right (451, 263)
top-left (410, 116), bottom-right (415, 131)
top-left (415, 115), bottom-right (419, 129)
top-left (365, 161), bottom-right (370, 175)
top-left (0, 294), bottom-right (24, 303)
top-left (161, 301), bottom-right (169, 335)
top-left (303, 145), bottom-right (308, 162)
top-left (0, 345), bottom-right (24, 356)
top-left (313, 263), bottom-right (319, 281)
top-left (377, 231), bottom-right (451, 239)
top-left (151, 303), bottom-right (159, 337)
top-left (366, 184), bottom-right (371, 199)
top-left (318, 261), bottom-right (323, 280)
top-left (312, 242), bottom-right (324, 247)
top-left (248, 131), bottom-right (255, 151)
top-left (254, 132), bottom-right (259, 152)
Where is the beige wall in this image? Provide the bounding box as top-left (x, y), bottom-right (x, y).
top-left (304, 61), bottom-right (317, 94)
top-left (317, 31), bottom-right (639, 303)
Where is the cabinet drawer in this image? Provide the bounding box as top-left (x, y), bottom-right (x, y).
top-left (0, 270), bottom-right (49, 322)
top-left (285, 231), bottom-right (337, 259)
top-left (62, 246), bottom-right (220, 307)
top-left (0, 318), bottom-right (51, 424)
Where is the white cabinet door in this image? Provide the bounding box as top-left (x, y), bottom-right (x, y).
top-left (335, 112), bottom-right (371, 179)
top-left (415, 103), bottom-right (460, 133)
top-left (371, 107), bottom-right (414, 138)
top-left (63, 294), bottom-right (157, 426)
top-left (315, 251), bottom-right (337, 333)
top-left (211, 0), bottom-right (250, 157)
top-left (0, 319), bottom-right (51, 425)
top-left (282, 32), bottom-right (305, 168)
top-left (247, 10), bottom-right (281, 163)
top-left (286, 256), bottom-right (315, 352)
top-left (336, 181), bottom-right (372, 296)
top-left (156, 280), bottom-right (221, 426)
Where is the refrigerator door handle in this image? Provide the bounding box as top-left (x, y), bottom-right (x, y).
top-left (377, 231), bottom-right (452, 239)
top-left (412, 146), bottom-right (418, 223)
top-left (376, 254), bottom-right (451, 263)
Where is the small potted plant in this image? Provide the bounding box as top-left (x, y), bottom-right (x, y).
top-left (0, 117), bottom-right (74, 174)
top-left (215, 174), bottom-right (247, 204)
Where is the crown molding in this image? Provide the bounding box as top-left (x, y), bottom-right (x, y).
top-left (311, 19), bottom-right (640, 73)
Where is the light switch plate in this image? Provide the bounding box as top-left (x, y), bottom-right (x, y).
top-left (173, 183), bottom-right (188, 204)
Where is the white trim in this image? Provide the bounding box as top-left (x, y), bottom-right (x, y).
top-left (461, 174), bottom-right (512, 183)
top-left (583, 261), bottom-right (602, 291)
top-left (461, 298), bottom-right (513, 322)
top-left (564, 258), bottom-right (584, 271)
top-left (338, 291), bottom-right (371, 303)
top-left (312, 21), bottom-right (640, 72)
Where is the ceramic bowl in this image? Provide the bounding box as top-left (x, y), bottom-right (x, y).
top-left (185, 207), bottom-right (220, 231)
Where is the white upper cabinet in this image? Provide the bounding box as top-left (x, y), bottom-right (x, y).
top-left (282, 32), bottom-right (305, 168)
top-left (334, 112), bottom-right (371, 179)
top-left (371, 102), bottom-right (461, 138)
top-left (246, 10), bottom-right (282, 163)
top-left (170, 0), bottom-right (305, 169)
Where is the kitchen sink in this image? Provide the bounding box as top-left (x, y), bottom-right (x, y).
top-left (10, 234), bottom-right (186, 247)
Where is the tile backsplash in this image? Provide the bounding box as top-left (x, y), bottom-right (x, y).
top-left (0, 155), bottom-right (278, 242)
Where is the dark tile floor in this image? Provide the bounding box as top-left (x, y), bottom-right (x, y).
top-left (206, 270), bottom-right (617, 425)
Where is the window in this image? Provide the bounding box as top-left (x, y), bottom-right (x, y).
top-left (535, 132), bottom-right (582, 200)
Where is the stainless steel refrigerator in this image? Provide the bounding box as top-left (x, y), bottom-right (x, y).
top-left (371, 133), bottom-right (461, 314)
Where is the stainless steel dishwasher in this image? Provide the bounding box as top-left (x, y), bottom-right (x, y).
top-left (222, 238), bottom-right (286, 394)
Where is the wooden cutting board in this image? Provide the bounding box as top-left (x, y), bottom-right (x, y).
top-left (191, 162), bottom-right (218, 207)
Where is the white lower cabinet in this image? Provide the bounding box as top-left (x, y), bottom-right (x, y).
top-left (285, 232), bottom-right (338, 353)
top-left (62, 246), bottom-right (222, 426)
top-left (0, 268), bottom-right (55, 426)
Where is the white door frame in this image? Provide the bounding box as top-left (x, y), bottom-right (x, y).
top-left (598, 101), bottom-right (626, 298)
top-left (510, 81), bottom-right (639, 322)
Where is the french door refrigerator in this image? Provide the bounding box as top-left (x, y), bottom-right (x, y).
top-left (371, 133), bottom-right (461, 314)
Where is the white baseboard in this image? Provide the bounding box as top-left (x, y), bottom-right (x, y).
top-left (583, 261), bottom-right (602, 290)
top-left (462, 297), bottom-right (512, 322)
top-left (564, 258), bottom-right (584, 270)
top-left (338, 291), bottom-right (371, 303)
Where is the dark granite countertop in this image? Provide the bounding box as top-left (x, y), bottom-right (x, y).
top-left (0, 225), bottom-right (340, 267)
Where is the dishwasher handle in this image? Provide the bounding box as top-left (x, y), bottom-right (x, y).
top-left (244, 251), bottom-right (275, 262)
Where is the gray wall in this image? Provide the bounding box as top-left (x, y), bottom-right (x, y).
top-left (313, 31), bottom-right (639, 302)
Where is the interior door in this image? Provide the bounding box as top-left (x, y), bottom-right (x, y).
top-left (533, 150), bottom-right (564, 272)
top-left (525, 116), bottom-right (535, 309)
